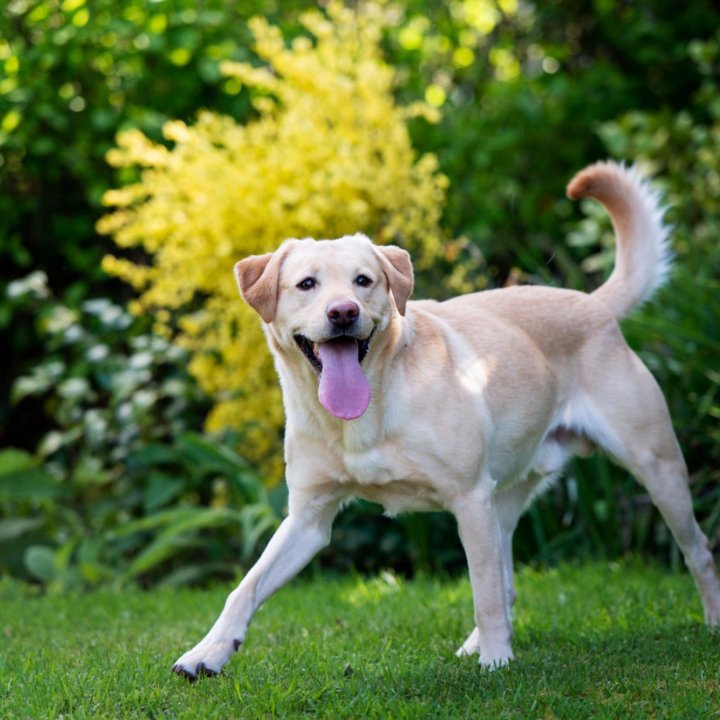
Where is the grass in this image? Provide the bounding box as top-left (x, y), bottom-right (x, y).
top-left (1, 560), bottom-right (718, 719)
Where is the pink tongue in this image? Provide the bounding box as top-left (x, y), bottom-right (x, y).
top-left (317, 338), bottom-right (371, 420)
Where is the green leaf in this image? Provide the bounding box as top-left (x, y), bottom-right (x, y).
top-left (177, 433), bottom-right (266, 503)
top-left (122, 507), bottom-right (242, 579)
top-left (11, 374), bottom-right (54, 403)
top-left (126, 443), bottom-right (187, 469)
top-left (143, 472), bottom-right (184, 512)
top-left (239, 504), bottom-right (279, 562)
top-left (155, 561), bottom-right (240, 587)
top-left (177, 432), bottom-right (248, 472)
top-left (0, 450), bottom-right (65, 500)
top-left (110, 507), bottom-right (201, 538)
top-left (0, 449), bottom-right (36, 475)
top-left (0, 517), bottom-right (44, 542)
top-left (24, 546), bottom-right (57, 582)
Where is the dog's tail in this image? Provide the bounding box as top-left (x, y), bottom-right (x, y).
top-left (566, 161), bottom-right (672, 320)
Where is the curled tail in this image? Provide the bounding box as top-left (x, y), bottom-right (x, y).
top-left (566, 161), bottom-right (672, 320)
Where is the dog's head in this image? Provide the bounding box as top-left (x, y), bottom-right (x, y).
top-left (234, 233), bottom-right (413, 420)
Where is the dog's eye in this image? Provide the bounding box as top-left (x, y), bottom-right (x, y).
top-left (355, 274), bottom-right (373, 288)
top-left (297, 277), bottom-right (316, 291)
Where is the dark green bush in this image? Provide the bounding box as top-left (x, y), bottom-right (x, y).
top-left (0, 0), bottom-right (310, 447)
top-left (397, 0), bottom-right (720, 287)
top-left (510, 31), bottom-right (720, 566)
top-left (1, 274), bottom-right (281, 588)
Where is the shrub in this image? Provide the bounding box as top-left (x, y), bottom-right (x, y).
top-left (599, 35), bottom-right (720, 557)
top-left (0, 0), bottom-right (313, 451)
top-left (1, 272), bottom-right (280, 588)
top-left (393, 0), bottom-right (720, 285)
top-left (100, 2), bottom-right (464, 482)
top-left (512, 33), bottom-right (720, 566)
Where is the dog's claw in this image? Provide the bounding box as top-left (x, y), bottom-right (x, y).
top-left (172, 663), bottom-right (197, 683)
top-left (233, 638), bottom-right (242, 651)
top-left (172, 661), bottom-right (221, 682)
top-left (196, 662), bottom-right (219, 678)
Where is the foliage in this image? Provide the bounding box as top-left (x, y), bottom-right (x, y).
top-left (392, 0), bottom-right (720, 285)
top-left (325, 501), bottom-right (466, 576)
top-left (2, 562), bottom-right (718, 718)
top-left (0, 0), bottom-right (307, 284)
top-left (0, 434), bottom-right (282, 591)
top-left (0, 0), bottom-right (310, 449)
top-left (100, 2), bottom-right (464, 481)
top-left (7, 270), bottom-right (207, 481)
top-left (602, 33), bottom-right (720, 555)
top-left (1, 273), bottom-right (280, 588)
top-left (509, 32), bottom-right (720, 567)
top-left (3, 1), bottom-right (720, 587)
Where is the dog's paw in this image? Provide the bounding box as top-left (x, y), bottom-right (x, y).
top-left (455, 645), bottom-right (477, 658)
top-left (705, 606), bottom-right (720, 627)
top-left (701, 587), bottom-right (720, 626)
top-left (456, 627), bottom-right (481, 657)
top-left (172, 661), bottom-right (220, 682)
top-left (172, 637), bottom-right (242, 682)
top-left (478, 648), bottom-right (514, 671)
top-left (456, 628), bottom-right (513, 669)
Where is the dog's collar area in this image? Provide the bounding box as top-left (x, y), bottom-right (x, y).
top-left (294, 328), bottom-right (375, 373)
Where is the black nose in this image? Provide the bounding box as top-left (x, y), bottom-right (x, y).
top-left (327, 300), bottom-right (360, 329)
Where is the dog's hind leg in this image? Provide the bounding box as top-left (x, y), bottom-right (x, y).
top-left (623, 447), bottom-right (720, 624)
top-left (172, 489), bottom-right (341, 680)
top-left (586, 351), bottom-right (720, 625)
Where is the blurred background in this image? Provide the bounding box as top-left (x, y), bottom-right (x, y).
top-left (1, 0), bottom-right (719, 592)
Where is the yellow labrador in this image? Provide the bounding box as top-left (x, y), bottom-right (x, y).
top-left (173, 161), bottom-right (720, 680)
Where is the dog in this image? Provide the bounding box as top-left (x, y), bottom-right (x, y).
top-left (172, 161), bottom-right (720, 680)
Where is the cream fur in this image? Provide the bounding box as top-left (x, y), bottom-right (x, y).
top-left (173, 162), bottom-right (720, 680)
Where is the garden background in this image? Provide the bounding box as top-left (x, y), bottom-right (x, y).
top-left (1, 0), bottom-right (720, 593)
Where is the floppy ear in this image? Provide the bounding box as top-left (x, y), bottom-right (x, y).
top-left (234, 251), bottom-right (283, 323)
top-left (375, 245), bottom-right (414, 315)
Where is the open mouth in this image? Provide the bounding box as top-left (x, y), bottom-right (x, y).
top-left (293, 328), bottom-right (375, 374)
top-left (293, 329), bottom-right (375, 421)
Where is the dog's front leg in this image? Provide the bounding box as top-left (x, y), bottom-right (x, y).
top-left (452, 486), bottom-right (514, 669)
top-left (173, 490), bottom-right (339, 680)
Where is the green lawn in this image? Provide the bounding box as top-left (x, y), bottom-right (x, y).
top-left (1, 560), bottom-right (718, 719)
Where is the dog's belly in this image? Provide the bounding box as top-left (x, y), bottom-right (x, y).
top-left (343, 479), bottom-right (446, 514)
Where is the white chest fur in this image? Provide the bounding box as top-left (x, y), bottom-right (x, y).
top-left (332, 425), bottom-right (451, 513)
top-left (341, 445), bottom-right (397, 485)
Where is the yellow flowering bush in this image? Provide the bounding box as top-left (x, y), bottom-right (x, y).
top-left (99, 2), bottom-right (452, 482)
